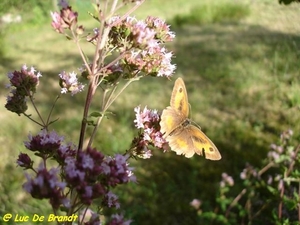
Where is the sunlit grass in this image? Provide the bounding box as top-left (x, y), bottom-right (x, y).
top-left (1, 0), bottom-right (300, 224)
top-left (172, 1), bottom-right (250, 27)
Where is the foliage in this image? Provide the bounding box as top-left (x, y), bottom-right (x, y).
top-left (1, 0), bottom-right (300, 225)
top-left (0, 0), bottom-right (52, 15)
top-left (194, 130), bottom-right (300, 224)
top-left (3, 0), bottom-right (175, 224)
top-left (279, 0), bottom-right (300, 4)
top-left (171, 2), bottom-right (250, 27)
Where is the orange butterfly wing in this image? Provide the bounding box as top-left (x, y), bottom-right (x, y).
top-left (160, 77), bottom-right (221, 160)
top-left (160, 106), bottom-right (184, 138)
top-left (170, 77), bottom-right (189, 117)
top-left (167, 123), bottom-right (221, 159)
top-left (160, 77), bottom-right (188, 137)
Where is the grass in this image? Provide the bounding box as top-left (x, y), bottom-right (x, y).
top-left (1, 0), bottom-right (300, 224)
top-left (171, 1), bottom-right (250, 27)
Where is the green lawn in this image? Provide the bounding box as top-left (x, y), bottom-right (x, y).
top-left (1, 0), bottom-right (300, 224)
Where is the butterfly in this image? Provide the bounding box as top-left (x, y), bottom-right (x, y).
top-left (160, 77), bottom-right (221, 160)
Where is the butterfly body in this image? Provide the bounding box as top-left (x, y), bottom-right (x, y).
top-left (160, 78), bottom-right (221, 160)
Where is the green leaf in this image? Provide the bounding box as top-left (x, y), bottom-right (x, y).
top-left (89, 112), bottom-right (103, 118)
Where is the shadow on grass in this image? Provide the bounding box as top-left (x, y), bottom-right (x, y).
top-left (116, 23), bottom-right (300, 224)
top-left (2, 21), bottom-right (300, 225)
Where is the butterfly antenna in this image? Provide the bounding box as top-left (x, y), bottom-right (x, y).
top-left (189, 103), bottom-right (202, 129)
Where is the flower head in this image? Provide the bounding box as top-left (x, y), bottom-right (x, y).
top-left (132, 106), bottom-right (168, 158)
top-left (106, 214), bottom-right (132, 225)
top-left (51, 4), bottom-right (78, 34)
top-left (240, 163), bottom-right (257, 180)
top-left (23, 165), bottom-right (67, 209)
top-left (59, 71), bottom-right (85, 95)
top-left (190, 199), bottom-right (201, 210)
top-left (220, 172), bottom-right (234, 187)
top-left (24, 130), bottom-right (64, 157)
top-left (16, 153), bottom-right (33, 169)
top-left (63, 147), bottom-right (134, 206)
top-left (280, 129), bottom-right (293, 141)
top-left (87, 16), bottom-right (176, 80)
top-left (5, 65), bottom-right (41, 115)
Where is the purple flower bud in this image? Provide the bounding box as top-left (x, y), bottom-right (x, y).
top-left (103, 191), bottom-right (120, 209)
top-left (5, 65), bottom-right (42, 115)
top-left (16, 153), bottom-right (33, 169)
top-left (24, 130), bottom-right (64, 156)
top-left (23, 165), bottom-right (66, 209)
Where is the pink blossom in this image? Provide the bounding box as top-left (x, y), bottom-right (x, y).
top-left (220, 173), bottom-right (234, 187)
top-left (107, 214), bottom-right (132, 225)
top-left (59, 71), bottom-right (85, 95)
top-left (190, 199), bottom-right (201, 210)
top-left (132, 106), bottom-right (168, 158)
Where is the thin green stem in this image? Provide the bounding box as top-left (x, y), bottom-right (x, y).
top-left (72, 29), bottom-right (92, 76)
top-left (87, 77), bottom-right (139, 147)
top-left (78, 80), bottom-right (97, 152)
top-left (28, 94), bottom-right (46, 128)
top-left (258, 161), bottom-right (275, 177)
top-left (104, 77), bottom-right (139, 111)
top-left (46, 95), bottom-right (60, 126)
top-left (23, 113), bottom-right (44, 127)
top-left (87, 87), bottom-right (110, 148)
top-left (79, 207), bottom-right (89, 225)
top-left (108, 0), bottom-right (145, 26)
top-left (225, 188), bottom-right (247, 217)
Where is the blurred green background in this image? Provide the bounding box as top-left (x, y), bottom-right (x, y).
top-left (0, 0), bottom-right (300, 224)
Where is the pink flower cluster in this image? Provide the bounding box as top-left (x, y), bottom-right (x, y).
top-left (106, 214), bottom-right (132, 225)
top-left (240, 163), bottom-right (258, 180)
top-left (51, 1), bottom-right (79, 34)
top-left (59, 71), bottom-right (85, 95)
top-left (132, 106), bottom-right (168, 158)
top-left (18, 130), bottom-right (135, 210)
top-left (220, 172), bottom-right (234, 187)
top-left (87, 15), bottom-right (176, 80)
top-left (24, 130), bottom-right (65, 156)
top-left (5, 65), bottom-right (41, 115)
top-left (117, 16), bottom-right (176, 78)
top-left (23, 166), bottom-right (67, 209)
top-left (268, 129), bottom-right (294, 162)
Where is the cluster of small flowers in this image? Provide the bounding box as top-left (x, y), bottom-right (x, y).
top-left (59, 71), bottom-right (85, 95)
top-left (123, 45), bottom-right (175, 78)
top-left (106, 214), bottom-right (132, 225)
top-left (23, 165), bottom-right (68, 209)
top-left (51, 0), bottom-right (83, 35)
top-left (190, 199), bottom-right (202, 210)
top-left (280, 129), bottom-right (293, 142)
top-left (122, 16), bottom-right (176, 78)
top-left (108, 16), bottom-right (175, 48)
top-left (268, 129), bottom-right (295, 162)
top-left (24, 130), bottom-right (66, 157)
top-left (240, 163), bottom-right (258, 180)
top-left (132, 106), bottom-right (168, 158)
top-left (268, 143), bottom-right (283, 162)
top-left (220, 172), bottom-right (234, 188)
top-left (18, 130), bottom-right (135, 210)
top-left (87, 15), bottom-right (176, 80)
top-left (5, 65), bottom-right (42, 115)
